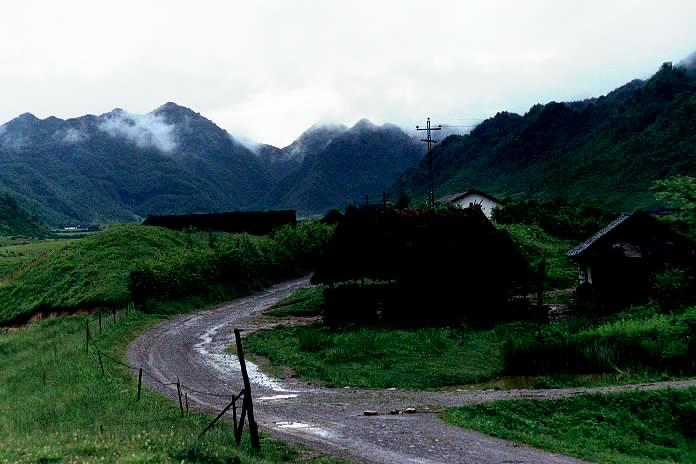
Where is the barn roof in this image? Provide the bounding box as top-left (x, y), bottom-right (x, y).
top-left (439, 189), bottom-right (500, 205)
top-left (567, 213), bottom-right (632, 258)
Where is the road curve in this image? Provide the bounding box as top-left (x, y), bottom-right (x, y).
top-left (128, 278), bottom-right (696, 464)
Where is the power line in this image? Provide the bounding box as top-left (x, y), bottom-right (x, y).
top-left (416, 117), bottom-right (441, 208)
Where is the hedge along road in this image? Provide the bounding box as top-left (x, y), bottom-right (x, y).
top-left (128, 277), bottom-right (696, 464)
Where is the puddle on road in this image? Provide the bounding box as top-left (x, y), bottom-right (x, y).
top-left (274, 421), bottom-right (334, 439)
top-left (194, 323), bottom-right (296, 393)
top-left (257, 394), bottom-right (299, 401)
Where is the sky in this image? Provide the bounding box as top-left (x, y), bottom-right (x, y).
top-left (1, 1), bottom-right (696, 147)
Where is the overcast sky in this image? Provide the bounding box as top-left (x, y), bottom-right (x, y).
top-left (1, 1), bottom-right (695, 147)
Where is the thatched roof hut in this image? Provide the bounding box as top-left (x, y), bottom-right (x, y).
top-left (313, 207), bottom-right (530, 324)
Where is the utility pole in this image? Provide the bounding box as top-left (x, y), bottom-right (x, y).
top-left (416, 118), bottom-right (441, 208)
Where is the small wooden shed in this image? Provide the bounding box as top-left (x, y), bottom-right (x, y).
top-left (567, 211), bottom-right (696, 304)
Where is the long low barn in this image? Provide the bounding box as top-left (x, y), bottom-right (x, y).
top-left (143, 210), bottom-right (296, 235)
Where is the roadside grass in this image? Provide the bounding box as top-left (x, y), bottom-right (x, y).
top-left (502, 306), bottom-right (696, 378)
top-left (0, 237), bottom-right (70, 279)
top-left (0, 311), bottom-right (347, 463)
top-left (245, 324), bottom-right (503, 389)
top-left (246, 290), bottom-right (696, 390)
top-left (267, 286), bottom-right (325, 318)
top-left (443, 389), bottom-right (696, 464)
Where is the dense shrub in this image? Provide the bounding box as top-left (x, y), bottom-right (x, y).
top-left (503, 307), bottom-right (696, 376)
top-left (129, 222), bottom-right (334, 308)
top-left (492, 198), bottom-right (615, 240)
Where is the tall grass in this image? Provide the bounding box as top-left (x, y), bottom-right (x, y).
top-left (0, 312), bottom-right (346, 463)
top-left (444, 389), bottom-right (696, 464)
top-left (246, 324), bottom-right (502, 389)
top-left (503, 307), bottom-right (696, 376)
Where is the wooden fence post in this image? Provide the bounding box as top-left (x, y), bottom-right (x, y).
top-left (234, 328), bottom-right (260, 451)
top-left (137, 368), bottom-right (142, 401)
top-left (176, 377), bottom-right (184, 417)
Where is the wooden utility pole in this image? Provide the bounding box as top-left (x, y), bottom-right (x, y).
top-left (416, 118), bottom-right (441, 208)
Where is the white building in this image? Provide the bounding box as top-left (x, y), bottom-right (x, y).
top-left (438, 190), bottom-right (500, 219)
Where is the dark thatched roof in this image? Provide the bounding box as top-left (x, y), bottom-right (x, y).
top-left (312, 207), bottom-right (529, 290)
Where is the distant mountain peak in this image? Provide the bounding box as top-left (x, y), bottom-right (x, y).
top-left (352, 118), bottom-right (377, 130)
top-left (16, 112), bottom-right (39, 122)
top-left (153, 101), bottom-right (191, 114)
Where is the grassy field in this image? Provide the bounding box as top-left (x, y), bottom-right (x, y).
top-left (443, 389), bottom-right (696, 464)
top-left (0, 237), bottom-right (69, 280)
top-left (0, 310), bottom-right (347, 463)
top-left (246, 288), bottom-right (695, 390)
top-left (247, 324), bottom-right (502, 389)
top-left (266, 286), bottom-right (325, 318)
top-left (0, 225), bottom-right (194, 323)
top-left (0, 223), bottom-right (334, 324)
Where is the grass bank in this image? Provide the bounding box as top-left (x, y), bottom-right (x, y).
top-left (0, 237), bottom-right (69, 280)
top-left (0, 222), bottom-right (334, 324)
top-left (246, 290), bottom-right (696, 390)
top-left (247, 324), bottom-right (501, 389)
top-left (0, 310), bottom-right (347, 463)
top-left (443, 389), bottom-right (696, 464)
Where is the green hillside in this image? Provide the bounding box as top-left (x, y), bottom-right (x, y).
top-left (396, 62), bottom-right (696, 211)
top-left (0, 193), bottom-right (50, 236)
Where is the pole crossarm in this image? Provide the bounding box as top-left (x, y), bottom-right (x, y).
top-left (416, 117), bottom-right (442, 208)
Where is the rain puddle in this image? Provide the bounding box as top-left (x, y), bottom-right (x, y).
top-left (274, 421), bottom-right (334, 438)
top-left (194, 322), bottom-right (296, 393)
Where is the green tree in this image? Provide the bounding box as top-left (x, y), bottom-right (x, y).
top-left (655, 175), bottom-right (696, 238)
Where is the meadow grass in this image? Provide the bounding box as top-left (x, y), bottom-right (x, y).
top-left (0, 311), bottom-right (347, 463)
top-left (266, 286), bottom-right (325, 318)
top-left (246, 290), bottom-right (696, 390)
top-left (246, 324), bottom-right (503, 389)
top-left (0, 237), bottom-right (69, 280)
top-left (0, 225), bottom-right (194, 323)
top-left (443, 389), bottom-right (696, 464)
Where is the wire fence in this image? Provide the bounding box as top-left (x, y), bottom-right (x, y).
top-left (77, 305), bottom-right (250, 444)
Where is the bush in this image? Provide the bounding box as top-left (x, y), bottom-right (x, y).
top-left (493, 198), bottom-right (615, 240)
top-left (129, 222), bottom-right (334, 308)
top-left (502, 308), bottom-right (696, 376)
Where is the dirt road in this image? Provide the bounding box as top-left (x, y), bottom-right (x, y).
top-left (128, 278), bottom-right (696, 464)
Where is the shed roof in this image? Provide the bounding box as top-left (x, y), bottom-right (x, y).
top-left (567, 213), bottom-right (632, 258)
top-left (439, 189), bottom-right (500, 205)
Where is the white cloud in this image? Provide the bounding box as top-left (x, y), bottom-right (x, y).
top-left (60, 127), bottom-right (88, 143)
top-left (98, 110), bottom-right (177, 152)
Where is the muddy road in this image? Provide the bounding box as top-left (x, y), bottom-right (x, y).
top-left (128, 278), bottom-right (696, 463)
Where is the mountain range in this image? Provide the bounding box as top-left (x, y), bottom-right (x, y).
top-left (395, 58), bottom-right (696, 211)
top-left (0, 104), bottom-right (423, 225)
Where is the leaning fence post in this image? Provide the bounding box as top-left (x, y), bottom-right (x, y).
top-left (96, 346), bottom-right (105, 377)
top-left (137, 368), bottom-right (143, 401)
top-left (176, 377), bottom-right (184, 417)
top-left (235, 328), bottom-right (260, 451)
